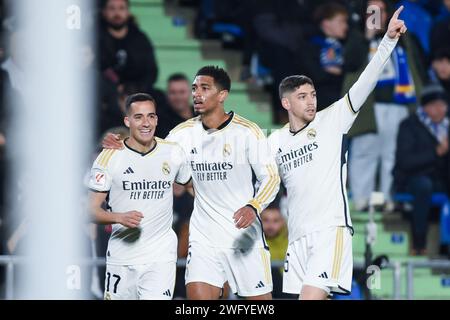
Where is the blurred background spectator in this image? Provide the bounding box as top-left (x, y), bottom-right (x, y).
top-left (261, 202), bottom-right (293, 299)
top-left (430, 48), bottom-right (450, 97)
top-left (345, 0), bottom-right (428, 212)
top-left (99, 0), bottom-right (158, 92)
top-left (303, 2), bottom-right (349, 110)
top-left (393, 84), bottom-right (449, 255)
top-left (156, 73), bottom-right (194, 138)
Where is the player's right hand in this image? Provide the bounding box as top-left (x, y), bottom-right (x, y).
top-left (102, 133), bottom-right (124, 150)
top-left (117, 211), bottom-right (144, 228)
top-left (387, 6), bottom-right (407, 39)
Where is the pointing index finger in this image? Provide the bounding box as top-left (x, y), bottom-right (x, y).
top-left (392, 5), bottom-right (404, 20)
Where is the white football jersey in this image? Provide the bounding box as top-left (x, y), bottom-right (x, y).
top-left (166, 112), bottom-right (280, 248)
top-left (269, 34), bottom-right (399, 244)
top-left (269, 96), bottom-right (357, 243)
top-left (88, 137), bottom-right (191, 265)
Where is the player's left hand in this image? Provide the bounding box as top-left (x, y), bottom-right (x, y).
top-left (233, 206), bottom-right (256, 229)
top-left (387, 5), bottom-right (407, 39)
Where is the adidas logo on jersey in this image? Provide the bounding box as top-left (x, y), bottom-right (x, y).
top-left (162, 289), bottom-right (171, 297)
top-left (123, 167), bottom-right (134, 174)
top-left (318, 272), bottom-right (328, 279)
top-left (255, 281), bottom-right (265, 288)
top-left (191, 148), bottom-right (198, 154)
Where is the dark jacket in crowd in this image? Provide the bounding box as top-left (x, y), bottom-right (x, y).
top-left (430, 16), bottom-right (450, 54)
top-left (99, 21), bottom-right (158, 89)
top-left (155, 106), bottom-right (194, 139)
top-left (393, 113), bottom-right (449, 191)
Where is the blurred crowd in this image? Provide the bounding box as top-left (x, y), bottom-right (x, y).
top-left (0, 0), bottom-right (448, 298)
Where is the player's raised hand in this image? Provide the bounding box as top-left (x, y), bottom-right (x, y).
top-left (117, 210), bottom-right (144, 228)
top-left (102, 133), bottom-right (124, 150)
top-left (387, 5), bottom-right (407, 39)
top-left (233, 206), bottom-right (256, 229)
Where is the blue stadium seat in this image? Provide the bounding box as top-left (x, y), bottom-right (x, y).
top-left (394, 192), bottom-right (450, 245)
top-left (211, 23), bottom-right (244, 37)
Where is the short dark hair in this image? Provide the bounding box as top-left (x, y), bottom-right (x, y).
top-left (279, 75), bottom-right (315, 99)
top-left (433, 47), bottom-right (450, 61)
top-left (125, 93), bottom-right (156, 114)
top-left (314, 2), bottom-right (348, 23)
top-left (101, 0), bottom-right (129, 9)
top-left (168, 73), bottom-right (189, 83)
top-left (195, 66), bottom-right (231, 92)
top-left (420, 84), bottom-right (448, 106)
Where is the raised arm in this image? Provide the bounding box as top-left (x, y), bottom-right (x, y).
top-left (349, 5), bottom-right (407, 112)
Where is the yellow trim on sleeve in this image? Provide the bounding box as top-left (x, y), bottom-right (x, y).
top-left (233, 115), bottom-right (265, 139)
top-left (96, 150), bottom-right (108, 167)
top-left (155, 137), bottom-right (177, 145)
top-left (255, 164), bottom-right (280, 205)
top-left (248, 199), bottom-right (262, 214)
top-left (97, 149), bottom-right (114, 168)
top-left (101, 150), bottom-right (116, 167)
top-left (169, 118), bottom-right (197, 134)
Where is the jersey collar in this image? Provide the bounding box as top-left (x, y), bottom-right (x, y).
top-left (202, 111), bottom-right (234, 132)
top-left (124, 137), bottom-right (158, 156)
top-left (289, 122), bottom-right (310, 136)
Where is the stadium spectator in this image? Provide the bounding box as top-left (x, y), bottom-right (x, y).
top-left (431, 48), bottom-right (450, 98)
top-left (77, 43), bottom-right (123, 140)
top-left (250, 0), bottom-right (310, 124)
top-left (302, 2), bottom-right (349, 110)
top-left (261, 204), bottom-right (289, 299)
top-left (99, 0), bottom-right (158, 91)
top-left (345, 0), bottom-right (428, 212)
top-left (156, 73), bottom-right (194, 138)
top-left (393, 84), bottom-right (449, 256)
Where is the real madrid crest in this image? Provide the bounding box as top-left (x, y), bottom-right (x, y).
top-left (104, 292), bottom-right (111, 300)
top-left (307, 128), bottom-right (316, 140)
top-left (223, 143), bottom-right (231, 157)
top-left (162, 161), bottom-right (171, 175)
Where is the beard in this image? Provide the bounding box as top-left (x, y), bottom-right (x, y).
top-left (106, 18), bottom-right (128, 31)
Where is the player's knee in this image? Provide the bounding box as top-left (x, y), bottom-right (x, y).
top-left (186, 282), bottom-right (221, 300)
top-left (246, 292), bottom-right (272, 300)
top-left (300, 285), bottom-right (329, 300)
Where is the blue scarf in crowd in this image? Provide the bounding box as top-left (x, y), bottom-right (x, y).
top-left (311, 36), bottom-right (344, 69)
top-left (416, 107), bottom-right (449, 142)
top-left (371, 39), bottom-right (416, 104)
